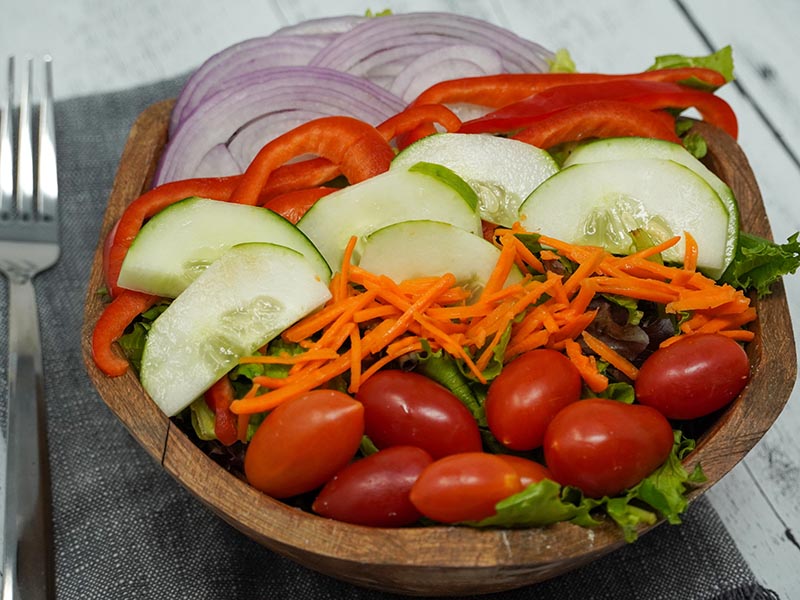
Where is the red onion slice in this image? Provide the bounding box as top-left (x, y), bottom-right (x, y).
top-left (334, 41), bottom-right (448, 88)
top-left (310, 13), bottom-right (553, 77)
top-left (170, 35), bottom-right (328, 134)
top-left (389, 45), bottom-right (504, 102)
top-left (155, 67), bottom-right (404, 185)
top-left (193, 144), bottom-right (241, 178)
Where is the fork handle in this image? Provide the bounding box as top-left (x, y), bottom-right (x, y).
top-left (2, 278), bottom-right (55, 600)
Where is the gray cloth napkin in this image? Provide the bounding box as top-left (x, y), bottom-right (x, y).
top-left (0, 76), bottom-right (781, 600)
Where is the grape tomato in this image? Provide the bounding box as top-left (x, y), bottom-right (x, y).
top-left (355, 370), bottom-right (482, 458)
top-left (485, 349), bottom-right (582, 451)
top-left (409, 452), bottom-right (522, 523)
top-left (312, 446), bottom-right (433, 527)
top-left (244, 389), bottom-right (364, 499)
top-left (635, 333), bottom-right (750, 420)
top-left (543, 398), bottom-right (674, 498)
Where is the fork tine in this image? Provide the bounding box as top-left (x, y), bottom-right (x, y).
top-left (0, 57), bottom-right (12, 217)
top-left (15, 56), bottom-right (34, 219)
top-left (37, 56), bottom-right (57, 221)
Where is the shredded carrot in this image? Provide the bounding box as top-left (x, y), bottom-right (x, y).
top-left (222, 219), bottom-right (756, 415)
top-left (360, 337), bottom-right (424, 384)
top-left (562, 247), bottom-right (607, 297)
top-left (336, 235), bottom-right (359, 301)
top-left (348, 326), bottom-right (363, 393)
top-left (716, 329), bottom-right (756, 342)
top-left (564, 338), bottom-right (608, 393)
top-left (480, 234), bottom-right (518, 299)
top-left (354, 304), bottom-right (400, 323)
top-left (683, 231), bottom-right (699, 272)
top-left (510, 235), bottom-right (545, 273)
top-left (540, 249), bottom-right (560, 262)
top-left (239, 348), bottom-right (340, 364)
top-left (581, 330), bottom-right (639, 381)
top-left (666, 284), bottom-right (738, 312)
top-left (569, 279), bottom-right (598, 315)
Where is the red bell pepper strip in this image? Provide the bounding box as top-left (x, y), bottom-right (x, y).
top-left (204, 376), bottom-right (239, 446)
top-left (259, 106), bottom-right (462, 201)
top-left (261, 186), bottom-right (337, 224)
top-left (230, 116), bottom-right (394, 205)
top-left (460, 80), bottom-right (738, 139)
top-left (377, 104), bottom-right (462, 149)
top-left (511, 100), bottom-right (681, 148)
top-left (260, 157), bottom-right (341, 201)
top-left (410, 67), bottom-right (727, 110)
top-left (91, 290), bottom-right (160, 377)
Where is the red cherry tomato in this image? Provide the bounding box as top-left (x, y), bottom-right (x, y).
top-left (312, 446), bottom-right (433, 527)
top-left (409, 452), bottom-right (522, 523)
top-left (635, 333), bottom-right (750, 420)
top-left (496, 454), bottom-right (553, 487)
top-left (244, 389), bottom-right (364, 499)
top-left (543, 398), bottom-right (674, 498)
top-left (485, 349), bottom-right (582, 451)
top-left (355, 370), bottom-right (482, 459)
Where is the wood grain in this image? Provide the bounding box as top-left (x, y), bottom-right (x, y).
top-left (80, 107), bottom-right (797, 595)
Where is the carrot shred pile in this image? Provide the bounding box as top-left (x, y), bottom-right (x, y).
top-left (228, 229), bottom-right (756, 415)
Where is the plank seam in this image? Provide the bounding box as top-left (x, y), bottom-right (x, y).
top-left (675, 0), bottom-right (800, 174)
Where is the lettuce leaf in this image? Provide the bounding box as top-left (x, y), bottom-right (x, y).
top-left (467, 431), bottom-right (704, 542)
top-left (415, 346), bottom-right (486, 425)
top-left (116, 301), bottom-right (170, 373)
top-left (548, 48), bottom-right (577, 73)
top-left (720, 232), bottom-right (800, 297)
top-left (189, 396), bottom-right (217, 441)
top-left (647, 46), bottom-right (734, 89)
top-left (472, 479), bottom-right (601, 528)
top-left (605, 432), bottom-right (706, 541)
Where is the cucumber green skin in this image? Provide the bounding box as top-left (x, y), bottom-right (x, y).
top-left (563, 136), bottom-right (739, 275)
top-left (358, 219), bottom-right (523, 290)
top-left (392, 133), bottom-right (559, 227)
top-left (118, 197), bottom-right (331, 298)
top-left (140, 242), bottom-right (331, 417)
top-left (297, 168), bottom-right (482, 272)
top-left (518, 158), bottom-right (732, 278)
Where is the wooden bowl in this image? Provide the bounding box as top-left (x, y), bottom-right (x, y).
top-left (81, 100), bottom-right (797, 596)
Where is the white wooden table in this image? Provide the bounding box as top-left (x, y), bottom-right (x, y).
top-left (4, 0), bottom-right (799, 596)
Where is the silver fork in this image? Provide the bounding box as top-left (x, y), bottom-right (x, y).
top-left (0, 56), bottom-right (58, 600)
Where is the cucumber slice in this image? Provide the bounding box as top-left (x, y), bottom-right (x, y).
top-left (518, 158), bottom-right (732, 277)
top-left (118, 197), bottom-right (330, 298)
top-left (140, 242), bottom-right (331, 416)
top-left (358, 220), bottom-right (523, 291)
top-left (563, 136), bottom-right (739, 271)
top-left (297, 166), bottom-right (482, 271)
top-left (391, 133), bottom-right (559, 227)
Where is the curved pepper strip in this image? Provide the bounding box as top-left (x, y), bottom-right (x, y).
top-left (511, 100), bottom-right (681, 148)
top-left (204, 376), bottom-right (239, 446)
top-left (230, 116), bottom-right (395, 205)
top-left (377, 104), bottom-right (462, 150)
top-left (91, 290), bottom-right (160, 377)
top-left (261, 186), bottom-right (338, 224)
top-left (460, 80), bottom-right (738, 139)
top-left (259, 157), bottom-right (341, 202)
top-left (410, 67), bottom-right (727, 110)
